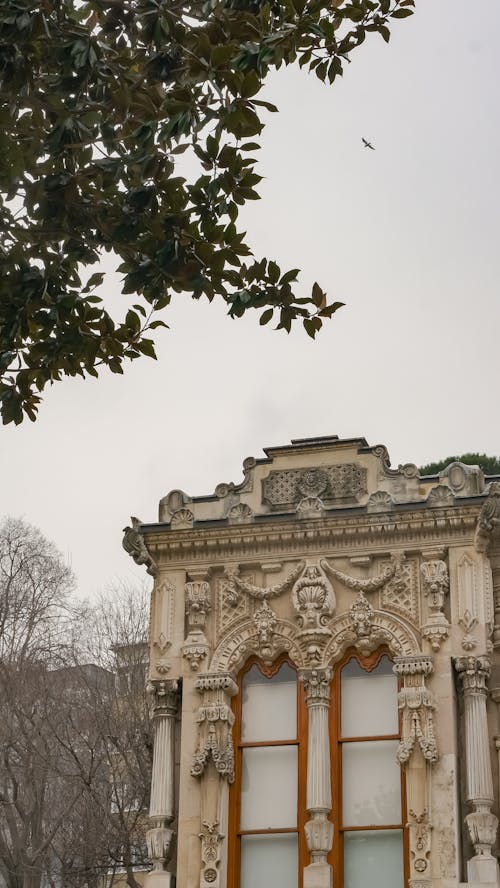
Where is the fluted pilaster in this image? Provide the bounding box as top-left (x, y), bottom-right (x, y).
top-left (455, 656), bottom-right (500, 885)
top-left (145, 680), bottom-right (179, 886)
top-left (300, 668), bottom-right (333, 888)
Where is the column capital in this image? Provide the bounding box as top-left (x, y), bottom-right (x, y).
top-left (146, 679), bottom-right (180, 716)
top-left (299, 667), bottom-right (332, 704)
top-left (454, 655), bottom-right (491, 693)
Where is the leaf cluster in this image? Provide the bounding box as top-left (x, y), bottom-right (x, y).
top-left (0, 0), bottom-right (414, 423)
top-left (420, 453), bottom-right (500, 477)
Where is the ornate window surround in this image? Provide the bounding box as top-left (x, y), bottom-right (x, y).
top-left (226, 646), bottom-right (409, 888)
top-left (227, 654), bottom-right (308, 888)
top-left (329, 646), bottom-right (409, 887)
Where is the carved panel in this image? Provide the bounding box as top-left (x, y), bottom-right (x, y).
top-left (262, 464), bottom-right (367, 510)
top-left (152, 579), bottom-right (175, 673)
top-left (380, 557), bottom-right (419, 624)
top-left (215, 574), bottom-right (252, 639)
top-left (457, 554), bottom-right (479, 650)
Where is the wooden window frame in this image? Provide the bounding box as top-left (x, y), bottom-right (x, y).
top-left (227, 654), bottom-right (308, 888)
top-left (330, 646), bottom-right (409, 888)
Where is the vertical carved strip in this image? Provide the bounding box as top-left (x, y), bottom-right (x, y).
top-left (300, 668), bottom-right (333, 888)
top-left (191, 673), bottom-right (238, 888)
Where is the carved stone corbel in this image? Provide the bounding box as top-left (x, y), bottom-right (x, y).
top-left (122, 516), bottom-right (157, 576)
top-left (393, 656), bottom-right (438, 765)
top-left (454, 655), bottom-right (500, 885)
top-left (191, 673), bottom-right (237, 782)
top-left (420, 560), bottom-right (450, 652)
top-left (183, 577), bottom-right (211, 671)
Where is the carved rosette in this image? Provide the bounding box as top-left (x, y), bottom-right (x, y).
top-left (393, 657), bottom-right (438, 765)
top-left (420, 560), bottom-right (450, 652)
top-left (183, 579), bottom-right (212, 671)
top-left (191, 673), bottom-right (238, 782)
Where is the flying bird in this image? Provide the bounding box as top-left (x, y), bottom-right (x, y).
top-left (362, 138), bottom-right (375, 150)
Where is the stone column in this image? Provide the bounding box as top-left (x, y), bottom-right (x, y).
top-left (145, 679), bottom-right (180, 888)
top-left (455, 656), bottom-right (500, 886)
top-left (300, 668), bottom-right (333, 888)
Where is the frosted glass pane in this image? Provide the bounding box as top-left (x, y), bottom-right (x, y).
top-left (241, 746), bottom-right (297, 829)
top-left (344, 830), bottom-right (404, 888)
top-left (342, 740), bottom-right (401, 826)
top-left (241, 834), bottom-right (298, 888)
top-left (242, 663), bottom-right (296, 741)
top-left (341, 656), bottom-right (398, 737)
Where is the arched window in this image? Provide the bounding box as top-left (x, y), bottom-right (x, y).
top-left (229, 649), bottom-right (406, 888)
top-left (228, 657), bottom-right (307, 888)
top-left (331, 649), bottom-right (408, 888)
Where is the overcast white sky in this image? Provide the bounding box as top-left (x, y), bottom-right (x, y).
top-left (1, 0), bottom-right (499, 598)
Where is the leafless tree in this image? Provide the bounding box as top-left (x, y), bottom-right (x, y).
top-left (0, 519), bottom-right (152, 888)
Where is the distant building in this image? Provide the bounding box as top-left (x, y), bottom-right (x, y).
top-left (124, 435), bottom-right (500, 888)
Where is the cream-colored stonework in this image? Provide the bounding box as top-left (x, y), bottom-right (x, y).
top-left (123, 435), bottom-right (500, 888)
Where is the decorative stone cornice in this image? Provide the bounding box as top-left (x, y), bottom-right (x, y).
top-left (142, 504), bottom-right (480, 567)
top-left (122, 516), bottom-right (157, 576)
top-left (194, 672), bottom-right (237, 694)
top-left (393, 655), bottom-right (434, 676)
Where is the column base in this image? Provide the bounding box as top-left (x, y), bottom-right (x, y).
top-left (144, 871), bottom-right (175, 888)
top-left (467, 853), bottom-right (500, 886)
top-left (303, 863), bottom-right (332, 888)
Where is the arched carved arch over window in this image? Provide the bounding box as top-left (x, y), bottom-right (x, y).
top-left (209, 615), bottom-right (306, 674)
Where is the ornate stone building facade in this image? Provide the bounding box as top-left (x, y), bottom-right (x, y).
top-left (123, 435), bottom-right (500, 888)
